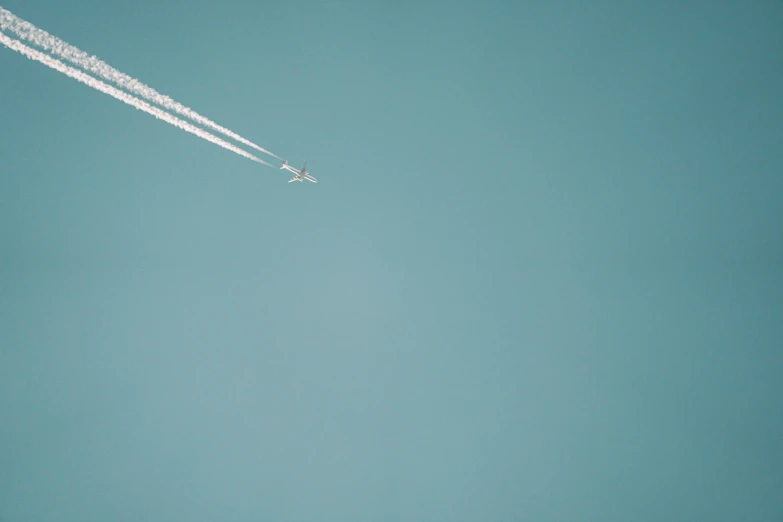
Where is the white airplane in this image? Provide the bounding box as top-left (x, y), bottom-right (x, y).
top-left (281, 160), bottom-right (317, 183)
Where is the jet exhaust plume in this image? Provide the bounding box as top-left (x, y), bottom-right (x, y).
top-left (0, 32), bottom-right (272, 166)
top-left (0, 5), bottom-right (282, 160)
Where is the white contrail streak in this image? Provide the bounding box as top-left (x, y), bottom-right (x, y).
top-left (0, 6), bottom-right (282, 160)
top-left (0, 32), bottom-right (272, 167)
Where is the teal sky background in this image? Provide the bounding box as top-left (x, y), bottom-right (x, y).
top-left (1, 0), bottom-right (782, 520)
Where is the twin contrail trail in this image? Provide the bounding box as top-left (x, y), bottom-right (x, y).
top-left (0, 32), bottom-right (272, 166)
top-left (0, 5), bottom-right (281, 161)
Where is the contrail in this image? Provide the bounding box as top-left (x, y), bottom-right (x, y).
top-left (0, 32), bottom-right (273, 167)
top-left (0, 5), bottom-right (282, 160)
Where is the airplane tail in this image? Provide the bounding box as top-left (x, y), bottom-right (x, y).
top-left (280, 160), bottom-right (288, 169)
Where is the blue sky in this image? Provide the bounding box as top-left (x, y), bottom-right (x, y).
top-left (1, 1), bottom-right (782, 521)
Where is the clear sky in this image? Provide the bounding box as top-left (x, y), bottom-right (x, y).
top-left (1, 0), bottom-right (782, 520)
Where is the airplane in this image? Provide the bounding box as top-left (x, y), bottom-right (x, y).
top-left (280, 160), bottom-right (317, 183)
